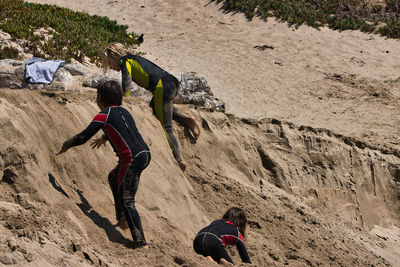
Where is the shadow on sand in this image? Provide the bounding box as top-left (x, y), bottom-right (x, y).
top-left (73, 187), bottom-right (133, 247)
top-left (48, 173), bottom-right (70, 198)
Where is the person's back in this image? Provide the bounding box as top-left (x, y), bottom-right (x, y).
top-left (198, 219), bottom-right (242, 243)
top-left (120, 54), bottom-right (178, 93)
top-left (96, 105), bottom-right (149, 160)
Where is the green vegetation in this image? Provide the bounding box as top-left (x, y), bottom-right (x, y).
top-left (1, 0), bottom-right (398, 63)
top-left (213, 0), bottom-right (400, 38)
top-left (0, 0), bottom-right (141, 63)
top-left (0, 46), bottom-right (19, 60)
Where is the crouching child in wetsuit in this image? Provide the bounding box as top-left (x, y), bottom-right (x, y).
top-left (193, 207), bottom-right (251, 265)
top-left (57, 80), bottom-right (151, 249)
top-left (101, 42), bottom-right (201, 172)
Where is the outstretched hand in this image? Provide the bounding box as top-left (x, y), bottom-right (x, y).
top-left (91, 138), bottom-right (107, 149)
top-left (56, 141), bottom-right (69, 155)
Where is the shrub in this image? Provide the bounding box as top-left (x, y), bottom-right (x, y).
top-left (0, 46), bottom-right (19, 60)
top-left (0, 0), bottom-right (141, 64)
top-left (379, 19), bottom-right (400, 38)
top-left (385, 0), bottom-right (400, 12)
top-left (212, 0), bottom-right (400, 39)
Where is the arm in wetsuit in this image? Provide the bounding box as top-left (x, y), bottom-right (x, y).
top-left (58, 113), bottom-right (106, 154)
top-left (236, 238), bottom-right (251, 263)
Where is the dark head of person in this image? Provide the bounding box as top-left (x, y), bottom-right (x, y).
top-left (222, 207), bottom-right (247, 237)
top-left (97, 80), bottom-right (122, 106)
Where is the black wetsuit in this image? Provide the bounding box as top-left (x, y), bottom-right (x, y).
top-left (193, 219), bottom-right (251, 264)
top-left (65, 105), bottom-right (150, 246)
top-left (120, 54), bottom-right (186, 163)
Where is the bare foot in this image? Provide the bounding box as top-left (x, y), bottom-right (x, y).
top-left (179, 160), bottom-right (187, 172)
top-left (132, 242), bottom-right (149, 249)
top-left (184, 116), bottom-right (201, 140)
top-left (116, 219), bottom-right (129, 230)
top-left (134, 244), bottom-right (149, 249)
top-left (206, 256), bottom-right (215, 263)
top-left (220, 258), bottom-right (234, 266)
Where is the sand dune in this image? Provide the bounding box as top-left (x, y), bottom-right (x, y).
top-left (1, 88), bottom-right (399, 266)
top-left (27, 0), bottom-right (400, 150)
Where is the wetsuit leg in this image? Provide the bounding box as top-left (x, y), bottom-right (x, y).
top-left (213, 244), bottom-right (234, 264)
top-left (152, 78), bottom-right (183, 163)
top-left (108, 165), bottom-right (124, 221)
top-left (193, 234), bottom-right (234, 264)
top-left (193, 235), bottom-right (206, 256)
top-left (120, 152), bottom-right (151, 246)
top-left (172, 107), bottom-right (188, 122)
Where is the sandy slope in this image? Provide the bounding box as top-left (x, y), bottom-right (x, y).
top-left (1, 88), bottom-right (399, 266)
top-left (0, 89), bottom-right (208, 266)
top-left (26, 0), bottom-right (400, 151)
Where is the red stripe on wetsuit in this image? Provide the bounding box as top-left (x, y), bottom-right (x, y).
top-left (93, 113), bottom-right (108, 123)
top-left (220, 221), bottom-right (243, 246)
top-left (104, 124), bottom-right (132, 187)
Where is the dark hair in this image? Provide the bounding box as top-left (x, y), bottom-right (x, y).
top-left (97, 80), bottom-right (122, 106)
top-left (222, 207), bottom-right (247, 237)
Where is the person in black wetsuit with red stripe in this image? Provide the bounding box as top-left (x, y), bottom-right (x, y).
top-left (193, 207), bottom-right (251, 265)
top-left (57, 80), bottom-right (150, 248)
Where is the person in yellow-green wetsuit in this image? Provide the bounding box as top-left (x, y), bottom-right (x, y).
top-left (102, 43), bottom-right (200, 171)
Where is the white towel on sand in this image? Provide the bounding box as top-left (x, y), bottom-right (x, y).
top-left (25, 57), bottom-right (65, 84)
